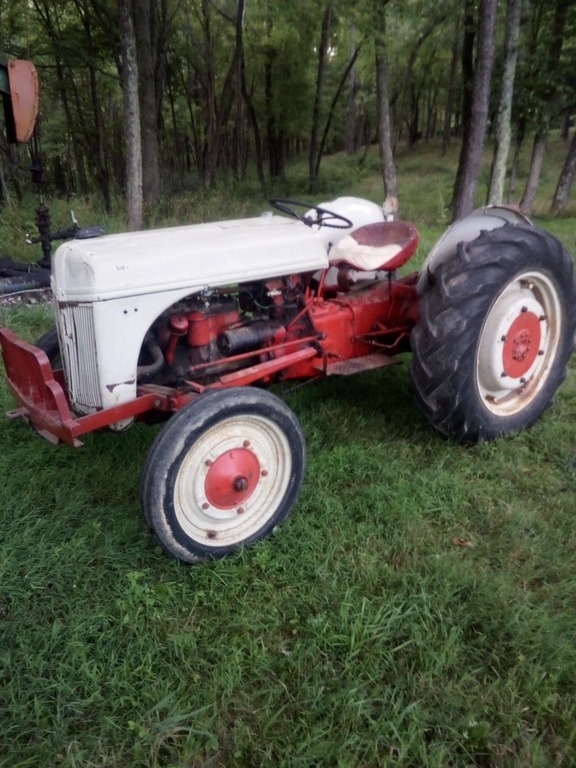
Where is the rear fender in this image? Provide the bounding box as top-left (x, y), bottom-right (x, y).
top-left (416, 206), bottom-right (532, 294)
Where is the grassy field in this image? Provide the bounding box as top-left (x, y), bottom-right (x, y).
top-left (1, 138), bottom-right (576, 767)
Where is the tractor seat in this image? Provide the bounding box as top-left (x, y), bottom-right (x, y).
top-left (329, 220), bottom-right (418, 271)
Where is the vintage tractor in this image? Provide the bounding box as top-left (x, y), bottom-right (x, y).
top-left (0, 196), bottom-right (574, 563)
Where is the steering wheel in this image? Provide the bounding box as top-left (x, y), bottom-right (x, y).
top-left (269, 198), bottom-right (353, 229)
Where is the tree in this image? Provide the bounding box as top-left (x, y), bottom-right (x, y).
top-left (118, 0), bottom-right (142, 229)
top-left (133, 0), bottom-right (166, 205)
top-left (345, 25), bottom-right (359, 155)
top-left (551, 131), bottom-right (576, 214)
top-left (374, 4), bottom-right (397, 215)
top-left (313, 42), bottom-right (363, 190)
top-left (72, 0), bottom-right (112, 212)
top-left (442, 17), bottom-right (461, 154)
top-left (3, 0), bottom-right (572, 221)
top-left (487, 0), bottom-right (522, 205)
top-left (237, 2), bottom-right (266, 186)
top-left (451, 0), bottom-right (498, 221)
top-left (519, 0), bottom-right (571, 214)
top-left (309, 2), bottom-right (334, 193)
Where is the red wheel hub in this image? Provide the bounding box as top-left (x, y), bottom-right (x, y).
top-left (204, 448), bottom-right (260, 509)
top-left (502, 311), bottom-right (541, 379)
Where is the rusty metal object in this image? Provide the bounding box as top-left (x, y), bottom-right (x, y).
top-left (1, 60), bottom-right (39, 143)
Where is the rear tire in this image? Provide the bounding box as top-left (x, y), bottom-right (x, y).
top-left (410, 224), bottom-right (576, 442)
top-left (141, 387), bottom-right (306, 563)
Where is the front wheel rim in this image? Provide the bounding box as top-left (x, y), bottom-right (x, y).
top-left (476, 270), bottom-right (562, 416)
top-left (173, 413), bottom-right (293, 548)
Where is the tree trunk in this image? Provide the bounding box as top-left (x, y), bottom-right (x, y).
top-left (235, 0), bottom-right (265, 186)
top-left (451, 0), bottom-right (498, 222)
top-left (314, 45), bottom-right (362, 184)
top-left (166, 74), bottom-right (184, 189)
top-left (71, 0), bottom-right (112, 209)
top-left (0, 161), bottom-right (9, 207)
top-left (86, 30), bottom-right (111, 210)
top-left (442, 18), bottom-right (461, 154)
top-left (200, 0), bottom-right (217, 187)
top-left (560, 109), bottom-right (571, 140)
top-left (264, 50), bottom-right (285, 180)
top-left (460, 0), bottom-right (476, 136)
top-left (32, 0), bottom-right (88, 196)
top-left (375, 18), bottom-right (397, 217)
top-left (346, 26), bottom-right (358, 154)
top-left (518, 0), bottom-right (569, 214)
top-left (197, 0), bottom-right (243, 187)
top-left (551, 131), bottom-right (576, 213)
top-left (119, 0), bottom-right (143, 230)
top-left (487, 0), bottom-right (522, 205)
top-left (0, 139), bottom-right (22, 204)
top-left (133, 0), bottom-right (162, 204)
top-left (309, 2), bottom-right (333, 193)
top-left (520, 131), bottom-right (547, 214)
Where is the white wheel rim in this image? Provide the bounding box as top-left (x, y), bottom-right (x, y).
top-left (173, 414), bottom-right (293, 548)
top-left (476, 270), bottom-right (562, 416)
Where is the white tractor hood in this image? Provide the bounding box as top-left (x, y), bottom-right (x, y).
top-left (52, 214), bottom-right (330, 302)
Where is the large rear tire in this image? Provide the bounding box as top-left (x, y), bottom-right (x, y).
top-left (410, 224), bottom-right (576, 442)
top-left (141, 387), bottom-right (306, 563)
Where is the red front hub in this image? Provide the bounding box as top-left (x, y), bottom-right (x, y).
top-left (204, 447), bottom-right (260, 509)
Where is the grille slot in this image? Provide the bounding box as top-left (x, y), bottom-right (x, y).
top-left (57, 303), bottom-right (101, 412)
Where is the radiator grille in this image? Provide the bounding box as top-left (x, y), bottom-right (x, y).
top-left (57, 303), bottom-right (102, 411)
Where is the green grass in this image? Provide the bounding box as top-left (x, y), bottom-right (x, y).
top-left (1, 139), bottom-right (576, 766)
top-left (1, 342), bottom-right (575, 766)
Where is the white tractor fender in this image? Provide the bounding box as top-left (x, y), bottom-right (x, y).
top-left (416, 206), bottom-right (532, 294)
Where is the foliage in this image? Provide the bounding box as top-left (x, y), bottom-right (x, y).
top-left (0, 0), bottom-right (574, 211)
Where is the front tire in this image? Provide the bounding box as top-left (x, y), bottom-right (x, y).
top-left (410, 224), bottom-right (576, 442)
top-left (35, 327), bottom-right (62, 370)
top-left (141, 387), bottom-right (306, 563)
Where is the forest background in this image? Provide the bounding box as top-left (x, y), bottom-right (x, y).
top-left (0, 0), bottom-right (575, 232)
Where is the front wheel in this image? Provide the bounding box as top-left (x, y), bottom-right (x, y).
top-left (35, 326), bottom-right (62, 370)
top-left (410, 224), bottom-right (576, 442)
top-left (141, 387), bottom-right (306, 563)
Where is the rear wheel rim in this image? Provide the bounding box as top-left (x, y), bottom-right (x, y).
top-left (476, 270), bottom-right (561, 416)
